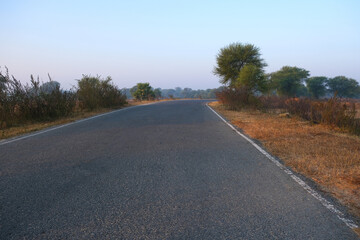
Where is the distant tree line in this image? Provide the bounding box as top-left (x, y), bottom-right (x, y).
top-left (214, 42), bottom-right (360, 99)
top-left (122, 85), bottom-right (222, 100)
top-left (268, 67), bottom-right (360, 99)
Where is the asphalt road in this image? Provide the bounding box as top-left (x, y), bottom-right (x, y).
top-left (0, 100), bottom-right (358, 239)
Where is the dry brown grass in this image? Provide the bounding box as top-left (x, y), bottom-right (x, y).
top-left (209, 101), bottom-right (360, 219)
top-left (355, 102), bottom-right (360, 119)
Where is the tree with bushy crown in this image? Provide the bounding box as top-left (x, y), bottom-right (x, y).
top-left (270, 66), bottom-right (309, 97)
top-left (235, 64), bottom-right (267, 93)
top-left (327, 76), bottom-right (360, 98)
top-left (132, 83), bottom-right (155, 101)
top-left (305, 76), bottom-right (328, 99)
top-left (214, 42), bottom-right (267, 87)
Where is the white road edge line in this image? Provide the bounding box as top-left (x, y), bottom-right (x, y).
top-left (0, 102), bottom-right (159, 146)
top-left (206, 104), bottom-right (358, 229)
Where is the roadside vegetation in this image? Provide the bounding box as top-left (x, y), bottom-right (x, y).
top-left (212, 42), bottom-right (360, 220)
top-left (0, 67), bottom-right (219, 139)
top-left (0, 68), bottom-right (126, 131)
top-left (214, 42), bottom-right (360, 136)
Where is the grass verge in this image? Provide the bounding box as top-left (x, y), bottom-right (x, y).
top-left (209, 101), bottom-right (360, 224)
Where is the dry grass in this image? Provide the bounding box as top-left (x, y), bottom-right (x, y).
top-left (209, 101), bottom-right (360, 220)
top-left (0, 99), bottom-right (173, 140)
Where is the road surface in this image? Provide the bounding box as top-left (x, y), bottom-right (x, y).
top-left (0, 100), bottom-right (358, 239)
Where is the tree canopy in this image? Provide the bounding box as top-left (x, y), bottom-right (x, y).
top-left (327, 76), bottom-right (360, 98)
top-left (235, 64), bottom-right (267, 93)
top-left (305, 76), bottom-right (328, 99)
top-left (270, 66), bottom-right (309, 97)
top-left (214, 43), bottom-right (266, 87)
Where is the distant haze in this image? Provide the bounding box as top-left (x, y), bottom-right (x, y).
top-left (1, 0), bottom-right (359, 90)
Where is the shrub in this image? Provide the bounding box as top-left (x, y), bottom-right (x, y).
top-left (131, 83), bottom-right (155, 101)
top-left (216, 87), bottom-right (260, 110)
top-left (258, 95), bottom-right (287, 112)
top-left (216, 87), bottom-right (360, 136)
top-left (0, 68), bottom-right (76, 128)
top-left (283, 96), bottom-right (359, 135)
top-left (77, 75), bottom-right (126, 110)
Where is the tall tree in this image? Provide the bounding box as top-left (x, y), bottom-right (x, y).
top-left (305, 76), bottom-right (328, 99)
top-left (327, 76), bottom-right (360, 98)
top-left (296, 84), bottom-right (309, 97)
top-left (214, 43), bottom-right (266, 87)
top-left (270, 66), bottom-right (309, 97)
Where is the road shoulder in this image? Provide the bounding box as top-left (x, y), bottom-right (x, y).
top-left (207, 101), bottom-right (360, 236)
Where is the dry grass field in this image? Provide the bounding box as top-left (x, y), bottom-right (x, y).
top-left (209, 101), bottom-right (360, 221)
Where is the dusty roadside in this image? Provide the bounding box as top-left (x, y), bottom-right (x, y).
top-left (209, 101), bottom-right (360, 233)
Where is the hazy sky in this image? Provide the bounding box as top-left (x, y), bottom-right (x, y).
top-left (2, 0), bottom-right (359, 89)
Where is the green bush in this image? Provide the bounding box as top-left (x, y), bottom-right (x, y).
top-left (77, 75), bottom-right (126, 110)
top-left (130, 83), bottom-right (155, 101)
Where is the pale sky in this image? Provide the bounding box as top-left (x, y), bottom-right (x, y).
top-left (1, 0), bottom-right (359, 89)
